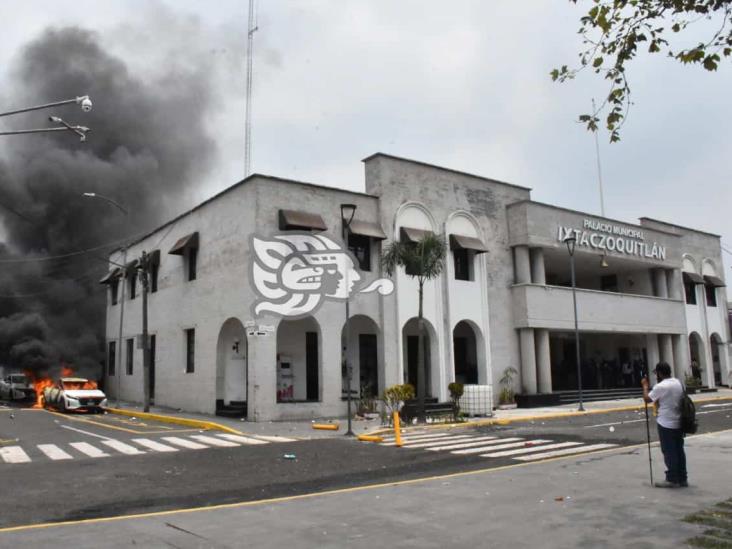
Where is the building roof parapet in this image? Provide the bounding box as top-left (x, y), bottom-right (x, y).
top-left (362, 152), bottom-right (532, 192)
top-left (639, 217), bottom-right (721, 239)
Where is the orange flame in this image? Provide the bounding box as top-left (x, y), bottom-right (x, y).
top-left (30, 377), bottom-right (54, 408)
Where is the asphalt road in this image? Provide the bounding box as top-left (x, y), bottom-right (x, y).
top-left (1, 398), bottom-right (730, 532)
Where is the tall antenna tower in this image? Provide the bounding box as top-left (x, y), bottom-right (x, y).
top-left (244, 0), bottom-right (258, 177)
top-left (592, 98), bottom-right (606, 217)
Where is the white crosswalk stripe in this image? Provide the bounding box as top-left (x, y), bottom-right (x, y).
top-left (382, 433), bottom-right (452, 446)
top-left (190, 434), bottom-right (239, 447)
top-left (0, 446), bottom-right (31, 463)
top-left (513, 443), bottom-right (617, 461)
top-left (395, 435), bottom-right (480, 449)
top-left (451, 439), bottom-right (546, 455)
top-left (480, 441), bottom-right (583, 458)
top-left (132, 439), bottom-right (179, 453)
top-left (0, 432), bottom-right (296, 465)
top-left (101, 439), bottom-right (146, 455)
top-left (37, 444), bottom-right (73, 461)
top-left (424, 436), bottom-right (503, 451)
top-left (217, 434), bottom-right (269, 445)
top-left (162, 436), bottom-right (209, 450)
top-left (70, 442), bottom-right (109, 458)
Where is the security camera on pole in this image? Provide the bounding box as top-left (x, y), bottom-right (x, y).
top-left (0, 95), bottom-right (92, 141)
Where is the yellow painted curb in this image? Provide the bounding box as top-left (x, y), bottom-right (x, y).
top-left (106, 408), bottom-right (242, 435)
top-left (362, 394), bottom-right (732, 436)
top-left (312, 423), bottom-right (339, 431)
top-left (357, 434), bottom-right (383, 443)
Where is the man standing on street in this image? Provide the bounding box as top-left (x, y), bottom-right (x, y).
top-left (641, 362), bottom-right (688, 488)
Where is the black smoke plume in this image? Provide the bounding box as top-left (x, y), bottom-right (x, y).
top-left (0, 26), bottom-right (216, 382)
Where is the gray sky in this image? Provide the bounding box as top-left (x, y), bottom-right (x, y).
top-left (1, 0), bottom-right (731, 271)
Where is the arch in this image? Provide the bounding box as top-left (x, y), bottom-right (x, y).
top-left (701, 259), bottom-right (718, 277)
top-left (402, 317), bottom-right (439, 398)
top-left (394, 201), bottom-right (438, 234)
top-left (710, 332), bottom-right (723, 387)
top-left (341, 314), bottom-right (382, 404)
top-left (215, 318), bottom-right (248, 417)
top-left (452, 320), bottom-right (485, 385)
top-left (688, 331), bottom-right (709, 386)
top-left (681, 255), bottom-right (697, 274)
top-left (276, 316), bottom-right (321, 402)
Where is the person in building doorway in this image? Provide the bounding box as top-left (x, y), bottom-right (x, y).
top-left (641, 362), bottom-right (688, 488)
top-left (622, 361), bottom-right (633, 387)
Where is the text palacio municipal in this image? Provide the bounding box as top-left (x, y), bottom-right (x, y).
top-left (557, 219), bottom-right (667, 261)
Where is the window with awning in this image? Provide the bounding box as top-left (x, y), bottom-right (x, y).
top-left (168, 232), bottom-right (199, 255)
top-left (400, 226), bottom-right (434, 243)
top-left (279, 210), bottom-right (327, 231)
top-left (449, 234), bottom-right (487, 254)
top-left (148, 250), bottom-right (161, 292)
top-left (346, 220), bottom-right (386, 272)
top-left (704, 275), bottom-right (725, 288)
top-left (682, 271), bottom-right (704, 285)
top-left (449, 234), bottom-right (487, 282)
top-left (349, 220), bottom-right (386, 240)
top-left (99, 268), bottom-right (122, 285)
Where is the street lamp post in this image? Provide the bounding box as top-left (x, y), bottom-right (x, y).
top-left (341, 203), bottom-right (357, 437)
top-left (0, 96), bottom-right (92, 141)
top-left (83, 193), bottom-right (129, 407)
top-left (564, 235), bottom-right (585, 412)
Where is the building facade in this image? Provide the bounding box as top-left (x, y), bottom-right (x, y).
top-left (103, 154), bottom-right (731, 420)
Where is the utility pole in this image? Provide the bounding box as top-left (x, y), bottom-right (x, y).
top-left (139, 251), bottom-right (151, 413)
top-left (244, 0), bottom-right (258, 177)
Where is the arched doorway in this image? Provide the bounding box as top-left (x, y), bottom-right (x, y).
top-left (710, 333), bottom-right (723, 387)
top-left (215, 318), bottom-right (248, 417)
top-left (402, 317), bottom-right (438, 397)
top-left (276, 316), bottom-right (321, 402)
top-left (688, 332), bottom-right (708, 386)
top-left (341, 315), bottom-right (381, 401)
top-left (453, 321), bottom-right (481, 384)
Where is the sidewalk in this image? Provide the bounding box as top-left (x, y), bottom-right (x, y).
top-left (107, 387), bottom-right (732, 439)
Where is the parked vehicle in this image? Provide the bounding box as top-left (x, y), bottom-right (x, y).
top-left (0, 373), bottom-right (35, 401)
top-left (42, 377), bottom-right (107, 412)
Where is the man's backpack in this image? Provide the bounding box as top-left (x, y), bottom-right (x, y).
top-left (680, 393), bottom-right (698, 434)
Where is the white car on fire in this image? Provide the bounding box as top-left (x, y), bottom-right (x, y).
top-left (0, 373), bottom-right (35, 401)
top-left (42, 377), bottom-right (107, 412)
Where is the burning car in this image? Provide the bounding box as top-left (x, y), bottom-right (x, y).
top-left (41, 377), bottom-right (107, 412)
top-left (0, 373), bottom-right (35, 401)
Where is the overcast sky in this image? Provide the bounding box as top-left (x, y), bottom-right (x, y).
top-left (1, 0), bottom-right (730, 272)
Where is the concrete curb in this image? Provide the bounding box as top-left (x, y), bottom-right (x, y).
top-left (106, 407), bottom-right (243, 435)
top-left (363, 395), bottom-right (732, 436)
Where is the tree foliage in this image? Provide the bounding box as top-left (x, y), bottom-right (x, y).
top-left (552, 0), bottom-right (732, 142)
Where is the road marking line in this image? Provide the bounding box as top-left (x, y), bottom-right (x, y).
top-left (700, 403), bottom-right (732, 408)
top-left (132, 439), bottom-right (179, 453)
top-left (450, 437), bottom-right (536, 456)
top-left (382, 433), bottom-right (452, 445)
top-left (395, 435), bottom-right (479, 449)
top-left (2, 428), bottom-right (729, 535)
top-left (382, 431), bottom-right (451, 440)
top-left (514, 443), bottom-right (618, 461)
top-left (101, 440), bottom-right (146, 456)
top-left (584, 419), bottom-right (645, 428)
top-left (59, 424), bottom-right (112, 440)
top-left (0, 446), bottom-right (31, 463)
top-left (216, 434), bottom-right (268, 445)
top-left (253, 435), bottom-right (297, 443)
top-left (190, 435), bottom-right (239, 447)
top-left (424, 436), bottom-right (504, 451)
top-left (37, 444), bottom-right (73, 461)
top-left (162, 437), bottom-right (209, 450)
top-left (481, 441), bottom-right (583, 458)
top-left (69, 442), bottom-right (109, 458)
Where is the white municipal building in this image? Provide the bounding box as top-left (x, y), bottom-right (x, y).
top-left (102, 154), bottom-right (731, 420)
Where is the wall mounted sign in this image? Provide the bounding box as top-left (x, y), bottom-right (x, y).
top-left (557, 218), bottom-right (667, 261)
top-left (250, 232), bottom-right (394, 318)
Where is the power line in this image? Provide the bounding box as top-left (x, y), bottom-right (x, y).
top-left (0, 234), bottom-right (143, 264)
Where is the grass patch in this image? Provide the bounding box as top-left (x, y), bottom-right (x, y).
top-left (685, 500), bottom-right (732, 548)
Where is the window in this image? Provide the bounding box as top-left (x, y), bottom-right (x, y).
top-left (601, 274), bottom-right (618, 292)
top-left (348, 233), bottom-right (371, 271)
top-left (108, 341), bottom-right (116, 376)
top-left (187, 248), bottom-right (197, 281)
top-left (306, 331), bottom-right (319, 401)
top-left (684, 281), bottom-right (697, 304)
top-left (110, 279), bottom-right (119, 305)
top-left (128, 272), bottom-right (137, 299)
top-left (150, 262), bottom-right (159, 293)
top-left (185, 328), bottom-right (195, 373)
top-left (453, 249), bottom-right (471, 281)
top-left (126, 338), bottom-right (134, 375)
top-left (706, 284), bottom-right (717, 307)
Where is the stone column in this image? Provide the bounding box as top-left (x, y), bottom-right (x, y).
top-left (653, 269), bottom-right (668, 298)
top-left (672, 334), bottom-right (690, 379)
top-left (519, 328), bottom-right (537, 394)
top-left (659, 334), bottom-right (674, 372)
top-left (666, 269), bottom-right (682, 300)
top-left (718, 339), bottom-right (731, 387)
top-left (514, 246), bottom-right (531, 285)
top-left (247, 326), bottom-right (278, 422)
top-left (646, 334), bottom-right (660, 384)
top-left (530, 248), bottom-right (546, 285)
top-left (535, 328), bottom-right (552, 393)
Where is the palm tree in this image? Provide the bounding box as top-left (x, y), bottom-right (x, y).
top-left (382, 232), bottom-right (446, 423)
